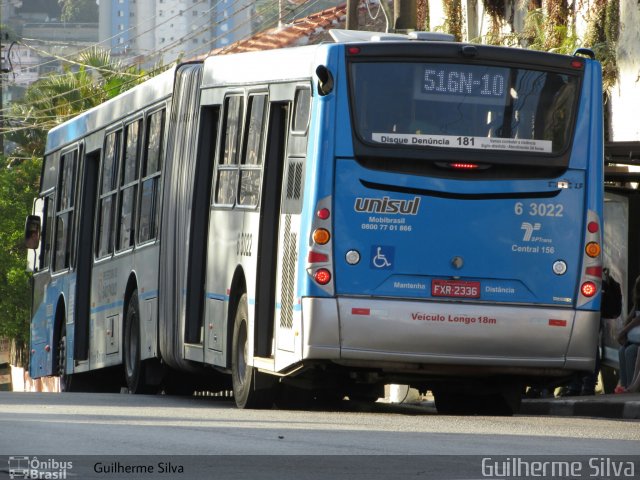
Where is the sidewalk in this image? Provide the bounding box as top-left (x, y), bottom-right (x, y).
top-left (521, 392), bottom-right (640, 420)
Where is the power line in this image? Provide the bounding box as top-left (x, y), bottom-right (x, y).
top-left (7, 0), bottom-right (212, 80)
top-left (1, 0), bottom-right (335, 135)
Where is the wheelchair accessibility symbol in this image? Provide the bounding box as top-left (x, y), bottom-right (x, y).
top-left (371, 246), bottom-right (394, 269)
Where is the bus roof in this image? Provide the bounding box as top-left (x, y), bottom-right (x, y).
top-left (202, 44), bottom-right (328, 88)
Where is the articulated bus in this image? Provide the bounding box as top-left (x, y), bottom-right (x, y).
top-left (26, 30), bottom-right (603, 414)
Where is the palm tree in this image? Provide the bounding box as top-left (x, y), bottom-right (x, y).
top-left (5, 47), bottom-right (159, 159)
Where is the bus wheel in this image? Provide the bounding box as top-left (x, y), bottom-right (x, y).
top-left (124, 290), bottom-right (153, 394)
top-left (231, 294), bottom-right (276, 409)
top-left (57, 323), bottom-right (73, 392)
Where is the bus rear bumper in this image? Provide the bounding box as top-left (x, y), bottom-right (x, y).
top-left (301, 297), bottom-right (599, 374)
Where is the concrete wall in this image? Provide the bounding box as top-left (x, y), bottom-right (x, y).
top-left (610, 0), bottom-right (640, 141)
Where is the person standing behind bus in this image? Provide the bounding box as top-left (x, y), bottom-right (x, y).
top-left (615, 275), bottom-right (640, 393)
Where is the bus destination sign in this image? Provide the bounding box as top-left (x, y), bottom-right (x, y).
top-left (420, 65), bottom-right (509, 103)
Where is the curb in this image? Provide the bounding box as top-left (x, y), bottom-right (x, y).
top-left (521, 398), bottom-right (640, 420)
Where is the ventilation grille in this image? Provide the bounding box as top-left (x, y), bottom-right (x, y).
top-left (280, 214), bottom-right (297, 329)
top-left (286, 161), bottom-right (303, 201)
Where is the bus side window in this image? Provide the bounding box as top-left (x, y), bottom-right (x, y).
top-left (239, 94), bottom-right (267, 207)
top-left (97, 130), bottom-right (121, 258)
top-left (215, 95), bottom-right (244, 206)
top-left (282, 87), bottom-right (310, 215)
top-left (53, 150), bottom-right (77, 271)
top-left (117, 120), bottom-right (141, 251)
top-left (138, 109), bottom-right (165, 243)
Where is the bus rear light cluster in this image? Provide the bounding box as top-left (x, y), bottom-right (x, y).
top-left (577, 210), bottom-right (602, 307)
top-left (307, 197), bottom-right (334, 292)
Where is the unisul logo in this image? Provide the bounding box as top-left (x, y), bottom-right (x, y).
top-left (354, 196), bottom-right (421, 215)
top-left (8, 456), bottom-right (73, 479)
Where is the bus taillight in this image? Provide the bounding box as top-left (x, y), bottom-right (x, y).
top-left (585, 241), bottom-right (601, 258)
top-left (313, 228), bottom-right (331, 245)
top-left (450, 162), bottom-right (479, 170)
top-left (314, 268), bottom-right (332, 285)
top-left (587, 221), bottom-right (599, 233)
top-left (581, 281), bottom-right (597, 297)
top-left (317, 208), bottom-right (330, 220)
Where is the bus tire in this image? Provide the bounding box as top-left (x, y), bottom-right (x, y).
top-left (231, 294), bottom-right (275, 409)
top-left (57, 322), bottom-right (74, 392)
top-left (124, 290), bottom-right (153, 394)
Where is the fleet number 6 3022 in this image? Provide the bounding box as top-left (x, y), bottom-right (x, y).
top-left (514, 202), bottom-right (564, 217)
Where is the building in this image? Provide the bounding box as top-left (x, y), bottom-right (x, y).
top-left (97, 0), bottom-right (246, 67)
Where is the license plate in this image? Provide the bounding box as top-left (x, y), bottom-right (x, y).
top-left (432, 279), bottom-right (480, 298)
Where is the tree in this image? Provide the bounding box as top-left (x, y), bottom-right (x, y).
top-left (0, 154), bottom-right (41, 367)
top-left (6, 47), bottom-right (153, 159)
top-left (58, 0), bottom-right (98, 23)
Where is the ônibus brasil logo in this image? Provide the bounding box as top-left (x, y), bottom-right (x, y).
top-left (8, 456), bottom-right (73, 479)
top-left (354, 196), bottom-right (421, 215)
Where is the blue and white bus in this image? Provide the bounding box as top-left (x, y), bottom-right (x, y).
top-left (26, 31), bottom-right (603, 413)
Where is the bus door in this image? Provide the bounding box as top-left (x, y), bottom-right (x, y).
top-left (73, 146), bottom-right (100, 362)
top-left (253, 86), bottom-right (310, 363)
top-left (271, 88), bottom-right (310, 357)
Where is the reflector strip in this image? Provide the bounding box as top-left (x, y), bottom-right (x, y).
top-left (549, 319), bottom-right (567, 327)
top-left (585, 266), bottom-right (602, 277)
top-left (308, 251), bottom-right (329, 263)
top-left (352, 308), bottom-right (370, 316)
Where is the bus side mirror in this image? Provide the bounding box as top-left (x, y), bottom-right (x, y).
top-left (316, 65), bottom-right (334, 96)
top-left (25, 215), bottom-right (41, 250)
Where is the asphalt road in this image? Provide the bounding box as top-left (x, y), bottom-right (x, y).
top-left (0, 392), bottom-right (638, 479)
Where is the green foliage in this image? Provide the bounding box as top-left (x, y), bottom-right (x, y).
top-left (521, 8), bottom-right (581, 54)
top-left (584, 0), bottom-right (619, 92)
top-left (483, 0), bottom-right (506, 45)
top-left (417, 0), bottom-right (430, 31)
top-left (442, 0), bottom-right (463, 41)
top-left (0, 155), bottom-right (41, 367)
top-left (58, 0), bottom-right (98, 23)
top-left (519, 0), bottom-right (619, 93)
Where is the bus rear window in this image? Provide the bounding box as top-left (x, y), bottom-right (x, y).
top-left (349, 62), bottom-right (580, 155)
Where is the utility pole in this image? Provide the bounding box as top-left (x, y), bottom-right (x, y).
top-left (346, 0), bottom-right (359, 30)
top-left (0, 41), bottom-right (6, 157)
top-left (393, 0), bottom-right (417, 32)
top-left (0, 31), bottom-right (14, 157)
